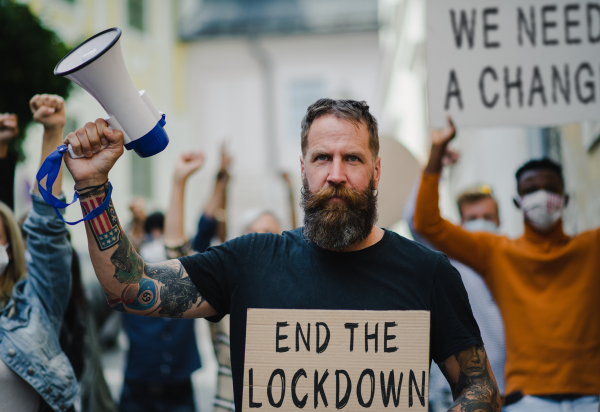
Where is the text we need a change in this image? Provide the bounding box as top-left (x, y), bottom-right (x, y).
top-left (242, 309), bottom-right (430, 411)
top-left (427, 0), bottom-right (600, 128)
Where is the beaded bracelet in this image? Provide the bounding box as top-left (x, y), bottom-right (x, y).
top-left (74, 180), bottom-right (108, 194)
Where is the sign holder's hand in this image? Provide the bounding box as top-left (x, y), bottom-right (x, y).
top-left (425, 116), bottom-right (456, 174)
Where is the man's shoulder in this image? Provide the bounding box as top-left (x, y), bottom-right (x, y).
top-left (385, 230), bottom-right (445, 261)
top-left (221, 227), bottom-right (305, 253)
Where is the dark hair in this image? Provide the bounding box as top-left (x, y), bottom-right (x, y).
top-left (456, 185), bottom-right (498, 219)
top-left (515, 158), bottom-right (564, 186)
top-left (300, 98), bottom-right (379, 159)
top-left (144, 212), bottom-right (164, 234)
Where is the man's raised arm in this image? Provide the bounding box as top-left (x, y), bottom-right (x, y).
top-left (438, 345), bottom-right (502, 412)
top-left (63, 118), bottom-right (217, 319)
top-left (413, 117), bottom-right (494, 275)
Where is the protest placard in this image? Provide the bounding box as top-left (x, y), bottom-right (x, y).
top-left (242, 309), bottom-right (430, 411)
top-left (427, 0), bottom-right (600, 128)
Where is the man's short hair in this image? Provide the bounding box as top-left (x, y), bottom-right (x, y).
top-left (456, 185), bottom-right (498, 219)
top-left (515, 158), bottom-right (564, 186)
top-left (301, 98), bottom-right (379, 159)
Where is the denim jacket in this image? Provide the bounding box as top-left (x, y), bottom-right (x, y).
top-left (0, 194), bottom-right (78, 411)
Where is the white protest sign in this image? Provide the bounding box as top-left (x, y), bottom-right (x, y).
top-left (243, 309), bottom-right (430, 411)
top-left (427, 0), bottom-right (600, 128)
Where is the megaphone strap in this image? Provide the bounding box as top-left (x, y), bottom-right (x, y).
top-left (36, 145), bottom-right (112, 225)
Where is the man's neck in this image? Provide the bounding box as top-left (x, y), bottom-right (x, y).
top-left (342, 226), bottom-right (385, 252)
top-left (523, 219), bottom-right (567, 242)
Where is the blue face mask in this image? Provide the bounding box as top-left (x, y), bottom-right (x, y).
top-left (462, 219), bottom-right (498, 233)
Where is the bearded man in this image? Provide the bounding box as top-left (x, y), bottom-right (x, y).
top-left (61, 98), bottom-right (500, 412)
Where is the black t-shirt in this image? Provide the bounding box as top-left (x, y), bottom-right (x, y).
top-left (179, 228), bottom-right (481, 410)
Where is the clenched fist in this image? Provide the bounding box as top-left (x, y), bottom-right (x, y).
top-left (30, 94), bottom-right (66, 132)
top-left (63, 119), bottom-right (124, 189)
top-left (173, 151), bottom-right (205, 183)
top-left (0, 114), bottom-right (19, 142)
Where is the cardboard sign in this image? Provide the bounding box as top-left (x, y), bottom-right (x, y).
top-left (427, 0), bottom-right (600, 128)
top-left (243, 309), bottom-right (430, 411)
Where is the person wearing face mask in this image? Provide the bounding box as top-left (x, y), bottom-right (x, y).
top-left (0, 94), bottom-right (79, 411)
top-left (405, 177), bottom-right (506, 411)
top-left (414, 118), bottom-right (600, 412)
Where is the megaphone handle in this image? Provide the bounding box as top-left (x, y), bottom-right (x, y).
top-left (67, 142), bottom-right (109, 159)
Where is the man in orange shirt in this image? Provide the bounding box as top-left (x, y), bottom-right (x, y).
top-left (414, 119), bottom-right (600, 411)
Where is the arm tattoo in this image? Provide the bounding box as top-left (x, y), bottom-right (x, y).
top-left (438, 345), bottom-right (500, 412)
top-left (80, 184), bottom-right (122, 251)
top-left (82, 183), bottom-right (204, 317)
top-left (107, 238), bottom-right (203, 317)
top-left (145, 261), bottom-right (205, 318)
top-left (110, 232), bottom-right (144, 284)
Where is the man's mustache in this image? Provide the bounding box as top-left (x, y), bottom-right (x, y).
top-left (303, 183), bottom-right (371, 211)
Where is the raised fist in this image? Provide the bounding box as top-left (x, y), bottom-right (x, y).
top-left (63, 119), bottom-right (124, 188)
top-left (173, 151), bottom-right (205, 182)
top-left (30, 94), bottom-right (66, 131)
top-left (0, 114), bottom-right (19, 142)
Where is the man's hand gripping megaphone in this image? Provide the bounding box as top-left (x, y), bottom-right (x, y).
top-left (63, 119), bottom-right (124, 189)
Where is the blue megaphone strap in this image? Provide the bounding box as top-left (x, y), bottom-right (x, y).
top-left (36, 145), bottom-right (112, 225)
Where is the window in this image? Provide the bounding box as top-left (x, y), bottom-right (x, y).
top-left (288, 79), bottom-right (326, 140)
top-left (128, 0), bottom-right (145, 31)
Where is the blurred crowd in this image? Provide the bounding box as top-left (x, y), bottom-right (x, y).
top-left (0, 93), bottom-right (598, 412)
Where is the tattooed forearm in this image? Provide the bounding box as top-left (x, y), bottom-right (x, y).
top-left (145, 260), bottom-right (205, 318)
top-left (80, 183), bottom-right (122, 251)
top-left (110, 233), bottom-right (144, 284)
top-left (81, 184), bottom-right (204, 318)
top-left (438, 345), bottom-right (500, 412)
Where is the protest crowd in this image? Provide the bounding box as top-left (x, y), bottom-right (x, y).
top-left (1, 6), bottom-right (599, 412)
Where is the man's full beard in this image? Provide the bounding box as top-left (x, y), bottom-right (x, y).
top-left (301, 176), bottom-right (378, 251)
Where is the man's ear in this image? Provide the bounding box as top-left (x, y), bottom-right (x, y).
top-left (373, 156), bottom-right (381, 190)
top-left (300, 155), bottom-right (305, 176)
top-left (513, 198), bottom-right (520, 209)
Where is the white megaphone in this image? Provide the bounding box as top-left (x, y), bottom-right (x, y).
top-left (54, 27), bottom-right (168, 158)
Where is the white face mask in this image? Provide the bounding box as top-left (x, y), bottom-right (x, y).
top-left (518, 190), bottom-right (565, 231)
top-left (462, 219), bottom-right (498, 233)
top-left (0, 243), bottom-right (10, 275)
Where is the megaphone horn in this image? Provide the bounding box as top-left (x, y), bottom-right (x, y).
top-left (54, 27), bottom-right (169, 158)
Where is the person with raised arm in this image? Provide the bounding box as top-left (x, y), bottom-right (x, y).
top-left (119, 150), bottom-right (204, 412)
top-left (192, 144), bottom-right (230, 253)
top-left (414, 118), bottom-right (600, 412)
top-left (63, 99), bottom-right (501, 412)
top-left (0, 94), bottom-right (79, 411)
